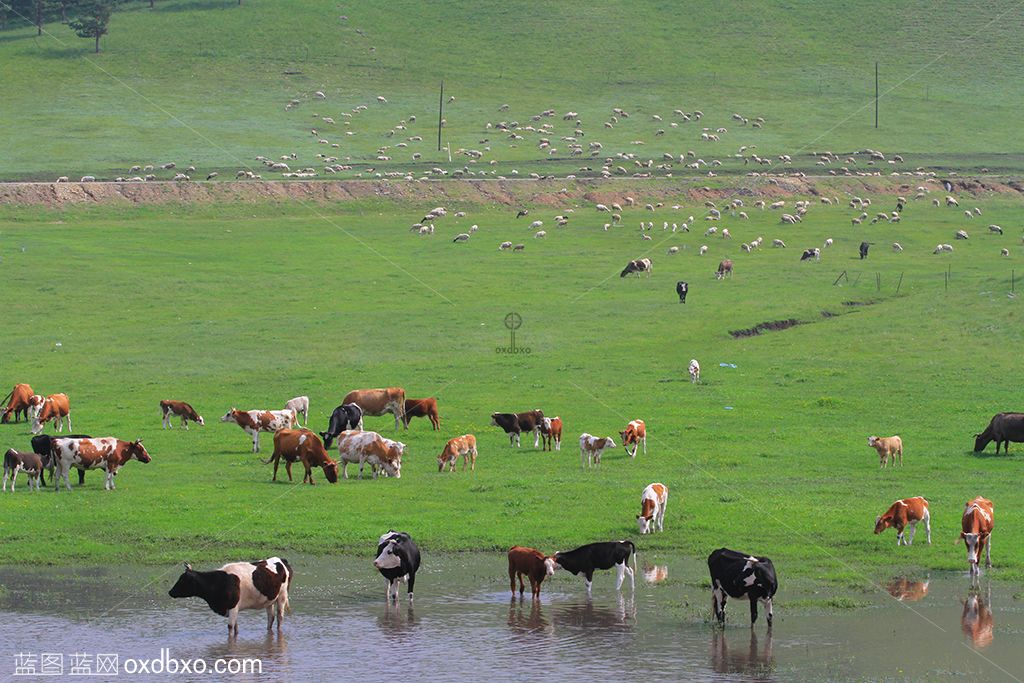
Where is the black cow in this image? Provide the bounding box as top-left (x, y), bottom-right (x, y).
top-left (546, 540), bottom-right (636, 594)
top-left (319, 403), bottom-right (363, 448)
top-left (859, 242), bottom-right (870, 259)
top-left (974, 412), bottom-right (1024, 454)
top-left (374, 531), bottom-right (421, 602)
top-left (490, 410), bottom-right (544, 447)
top-left (31, 433), bottom-right (90, 487)
top-left (708, 548), bottom-right (777, 627)
top-left (676, 281), bottom-right (689, 303)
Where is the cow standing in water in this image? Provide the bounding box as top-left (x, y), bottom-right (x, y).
top-left (708, 548), bottom-right (777, 628)
top-left (374, 531), bottom-right (421, 602)
top-left (959, 497), bottom-right (994, 581)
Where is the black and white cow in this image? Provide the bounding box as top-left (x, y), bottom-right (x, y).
top-left (676, 281), bottom-right (689, 303)
top-left (800, 248), bottom-right (820, 261)
top-left (168, 557), bottom-right (293, 635)
top-left (620, 258), bottom-right (652, 278)
top-left (490, 410), bottom-right (544, 448)
top-left (320, 403), bottom-right (364, 448)
top-left (374, 531), bottom-right (421, 602)
top-left (859, 242), bottom-right (870, 260)
top-left (545, 541), bottom-right (636, 594)
top-left (31, 433), bottom-right (90, 487)
top-left (708, 548), bottom-right (777, 627)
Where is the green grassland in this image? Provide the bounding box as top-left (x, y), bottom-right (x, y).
top-left (1, 0), bottom-right (1024, 180)
top-left (0, 186), bottom-right (1022, 590)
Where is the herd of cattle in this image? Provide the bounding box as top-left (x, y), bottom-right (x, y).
top-left (2, 382), bottom-right (1022, 633)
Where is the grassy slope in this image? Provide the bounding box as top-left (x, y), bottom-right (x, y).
top-left (0, 191), bottom-right (1021, 588)
top-left (1, 0), bottom-right (1023, 179)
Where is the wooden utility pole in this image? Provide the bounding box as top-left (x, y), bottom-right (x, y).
top-left (438, 81), bottom-right (444, 151)
top-left (875, 62), bottom-right (879, 129)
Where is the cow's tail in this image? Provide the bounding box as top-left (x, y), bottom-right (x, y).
top-left (628, 540), bottom-right (638, 573)
top-left (260, 453), bottom-right (277, 465)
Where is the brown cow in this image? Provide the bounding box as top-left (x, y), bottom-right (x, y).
top-left (508, 546), bottom-right (554, 598)
top-left (874, 497), bottom-right (930, 545)
top-left (343, 388), bottom-right (406, 430)
top-left (31, 393), bottom-right (71, 435)
top-left (716, 259), bottom-right (733, 280)
top-left (1, 383), bottom-right (34, 423)
top-left (263, 429), bottom-right (338, 484)
top-left (51, 437), bottom-right (151, 491)
top-left (619, 419), bottom-right (646, 458)
top-left (541, 416), bottom-right (562, 451)
top-left (403, 397), bottom-right (440, 430)
top-left (959, 496), bottom-right (994, 580)
top-left (161, 400), bottom-right (204, 430)
top-left (438, 434), bottom-right (477, 472)
top-left (3, 449), bottom-right (43, 492)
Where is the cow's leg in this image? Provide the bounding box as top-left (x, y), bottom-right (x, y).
top-left (62, 465), bottom-right (72, 492)
top-left (924, 510), bottom-right (932, 544)
top-left (642, 436), bottom-right (647, 455)
top-left (77, 468), bottom-right (85, 486)
top-left (228, 608), bottom-right (239, 635)
top-left (584, 573), bottom-right (593, 595)
top-left (342, 461), bottom-right (349, 479)
top-left (555, 437), bottom-right (560, 451)
top-left (986, 536), bottom-right (992, 568)
top-left (515, 432), bottom-right (521, 448)
top-left (713, 586), bottom-right (727, 623)
top-left (749, 596), bottom-right (759, 625)
top-left (266, 605), bottom-right (274, 630)
top-left (764, 597), bottom-right (774, 627)
top-left (182, 416), bottom-right (189, 431)
top-left (2, 466), bottom-right (9, 493)
top-left (533, 428), bottom-right (540, 449)
top-left (253, 431), bottom-right (260, 452)
top-left (509, 567), bottom-right (517, 595)
top-left (106, 468), bottom-right (115, 490)
top-left (162, 411), bottom-right (168, 429)
top-left (907, 521), bottom-right (917, 545)
top-left (615, 562), bottom-right (626, 590)
top-left (304, 464), bottom-right (314, 485)
top-left (580, 448), bottom-right (586, 468)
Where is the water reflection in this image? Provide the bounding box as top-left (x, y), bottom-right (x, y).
top-left (642, 564), bottom-right (669, 584)
top-left (711, 628), bottom-right (775, 680)
top-left (507, 596), bottom-right (552, 633)
top-left (378, 601), bottom-right (418, 637)
top-left (961, 587), bottom-right (994, 649)
top-left (551, 596), bottom-right (636, 628)
top-left (205, 630), bottom-right (289, 674)
top-left (886, 577), bottom-right (930, 602)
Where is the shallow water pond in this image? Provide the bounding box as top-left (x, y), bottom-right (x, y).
top-left (2, 555), bottom-right (1022, 681)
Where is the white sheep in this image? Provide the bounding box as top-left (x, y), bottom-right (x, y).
top-left (699, 245), bottom-right (709, 255)
top-left (773, 239), bottom-right (786, 248)
top-left (824, 238), bottom-right (833, 248)
top-left (892, 242), bottom-right (904, 252)
top-left (534, 231), bottom-right (547, 239)
top-left (498, 241), bottom-right (513, 250)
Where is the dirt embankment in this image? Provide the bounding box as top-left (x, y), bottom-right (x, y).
top-left (0, 176), bottom-right (1020, 208)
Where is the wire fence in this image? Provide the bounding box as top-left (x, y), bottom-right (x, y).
top-left (832, 269), bottom-right (1018, 296)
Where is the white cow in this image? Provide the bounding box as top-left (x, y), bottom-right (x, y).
top-left (689, 359), bottom-right (701, 383)
top-left (284, 396), bottom-right (309, 426)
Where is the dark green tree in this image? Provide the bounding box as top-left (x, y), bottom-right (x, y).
top-left (51, 0), bottom-right (78, 23)
top-left (68, 0), bottom-right (113, 53)
top-left (0, 3), bottom-right (9, 30)
top-left (29, 0), bottom-right (45, 35)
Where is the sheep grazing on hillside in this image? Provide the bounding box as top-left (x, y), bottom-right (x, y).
top-left (989, 225), bottom-right (1003, 235)
top-left (741, 243), bottom-right (752, 253)
top-left (772, 239), bottom-right (786, 248)
top-left (956, 230), bottom-right (969, 240)
top-left (781, 213), bottom-right (800, 224)
top-left (498, 241), bottom-right (513, 250)
top-left (892, 242), bottom-right (904, 252)
top-left (667, 246), bottom-right (679, 254)
top-left (721, 229), bottom-right (731, 239)
top-left (56, 176), bottom-right (68, 182)
top-left (529, 220), bottom-right (543, 230)
top-left (945, 196), bottom-right (959, 207)
top-left (824, 238), bottom-right (833, 248)
top-left (868, 435), bottom-right (903, 468)
top-left (769, 201), bottom-right (785, 210)
top-left (1001, 248), bottom-right (1010, 256)
top-left (699, 245), bottom-right (709, 256)
top-left (533, 231), bottom-right (546, 239)
top-left (452, 233), bottom-right (470, 243)
top-left (934, 243), bottom-right (954, 254)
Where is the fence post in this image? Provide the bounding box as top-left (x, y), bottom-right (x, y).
top-left (1013, 269), bottom-right (1016, 293)
top-left (833, 270), bottom-right (848, 286)
top-left (895, 271), bottom-right (904, 294)
top-left (876, 272), bottom-right (881, 292)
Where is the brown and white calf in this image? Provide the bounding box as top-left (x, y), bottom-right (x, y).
top-left (335, 430), bottom-right (404, 479)
top-left (220, 408), bottom-right (296, 452)
top-left (508, 546), bottom-right (554, 598)
top-left (874, 496), bottom-right (930, 545)
top-left (868, 435), bottom-right (903, 467)
top-left (715, 259), bottom-right (733, 280)
top-left (0, 383), bottom-right (35, 423)
top-left (620, 419), bottom-right (647, 458)
top-left (169, 557), bottom-right (292, 635)
top-left (30, 393), bottom-right (71, 435)
top-left (51, 437), bottom-right (151, 491)
top-left (541, 416), bottom-right (563, 451)
top-left (403, 397), bottom-right (440, 430)
top-left (3, 449), bottom-right (43, 492)
top-left (284, 396), bottom-right (309, 426)
top-left (579, 433), bottom-right (616, 467)
top-left (637, 482), bottom-right (668, 534)
top-left (342, 387), bottom-right (406, 430)
top-left (438, 434), bottom-right (477, 472)
top-left (263, 429), bottom-right (339, 484)
top-left (160, 400), bottom-right (204, 429)
top-left (959, 496), bottom-right (994, 579)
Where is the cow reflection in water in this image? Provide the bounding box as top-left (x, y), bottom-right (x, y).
top-left (379, 601), bottom-right (418, 636)
top-left (711, 629), bottom-right (774, 677)
top-left (642, 565), bottom-right (668, 584)
top-left (961, 587), bottom-right (994, 649)
top-left (886, 577), bottom-right (930, 602)
top-left (553, 595), bottom-right (636, 628)
top-left (507, 596), bottom-right (552, 633)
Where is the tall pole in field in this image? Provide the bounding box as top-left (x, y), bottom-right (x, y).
top-left (438, 81), bottom-right (444, 151)
top-left (874, 62), bottom-right (879, 129)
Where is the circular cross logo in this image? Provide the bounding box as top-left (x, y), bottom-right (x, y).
top-left (504, 312), bottom-right (522, 331)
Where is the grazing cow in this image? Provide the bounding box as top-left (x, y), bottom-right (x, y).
top-left (708, 548), bottom-right (778, 627)
top-left (262, 429), bottom-right (339, 484)
top-left (220, 408), bottom-right (296, 452)
top-left (859, 242), bottom-right (870, 259)
top-left (490, 410), bottom-right (545, 447)
top-left (868, 435), bottom-right (903, 467)
top-left (160, 400), bottom-right (204, 430)
top-left (973, 412), bottom-right (1024, 454)
top-left (619, 419), bottom-right (647, 458)
top-left (437, 434), bottom-right (477, 472)
top-left (2, 449), bottom-right (43, 492)
top-left (716, 259), bottom-right (733, 280)
top-left (508, 546), bottom-right (554, 598)
top-left (342, 387), bottom-right (406, 430)
top-left (961, 589), bottom-right (994, 648)
top-left (320, 403), bottom-right (364, 448)
top-left (637, 482), bottom-right (668, 534)
top-left (0, 383), bottom-right (34, 423)
top-left (374, 531), bottom-right (421, 602)
top-left (545, 541), bottom-right (637, 594)
top-left (335, 430), bottom-right (404, 479)
top-left (31, 433), bottom-right (90, 487)
top-left (284, 396), bottom-right (309, 426)
top-left (169, 557), bottom-right (292, 634)
top-left (540, 416), bottom-right (562, 451)
top-left (30, 393), bottom-right (71, 435)
top-left (620, 258), bottom-right (652, 277)
top-left (874, 497), bottom-right (931, 545)
top-left (579, 433), bottom-right (616, 467)
top-left (689, 358), bottom-right (701, 383)
top-left (676, 280), bottom-right (689, 303)
top-left (403, 397), bottom-right (440, 430)
top-left (886, 578), bottom-right (930, 602)
top-left (51, 437), bottom-right (151, 491)
top-left (959, 496), bottom-right (994, 579)
top-left (800, 248), bottom-right (820, 261)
